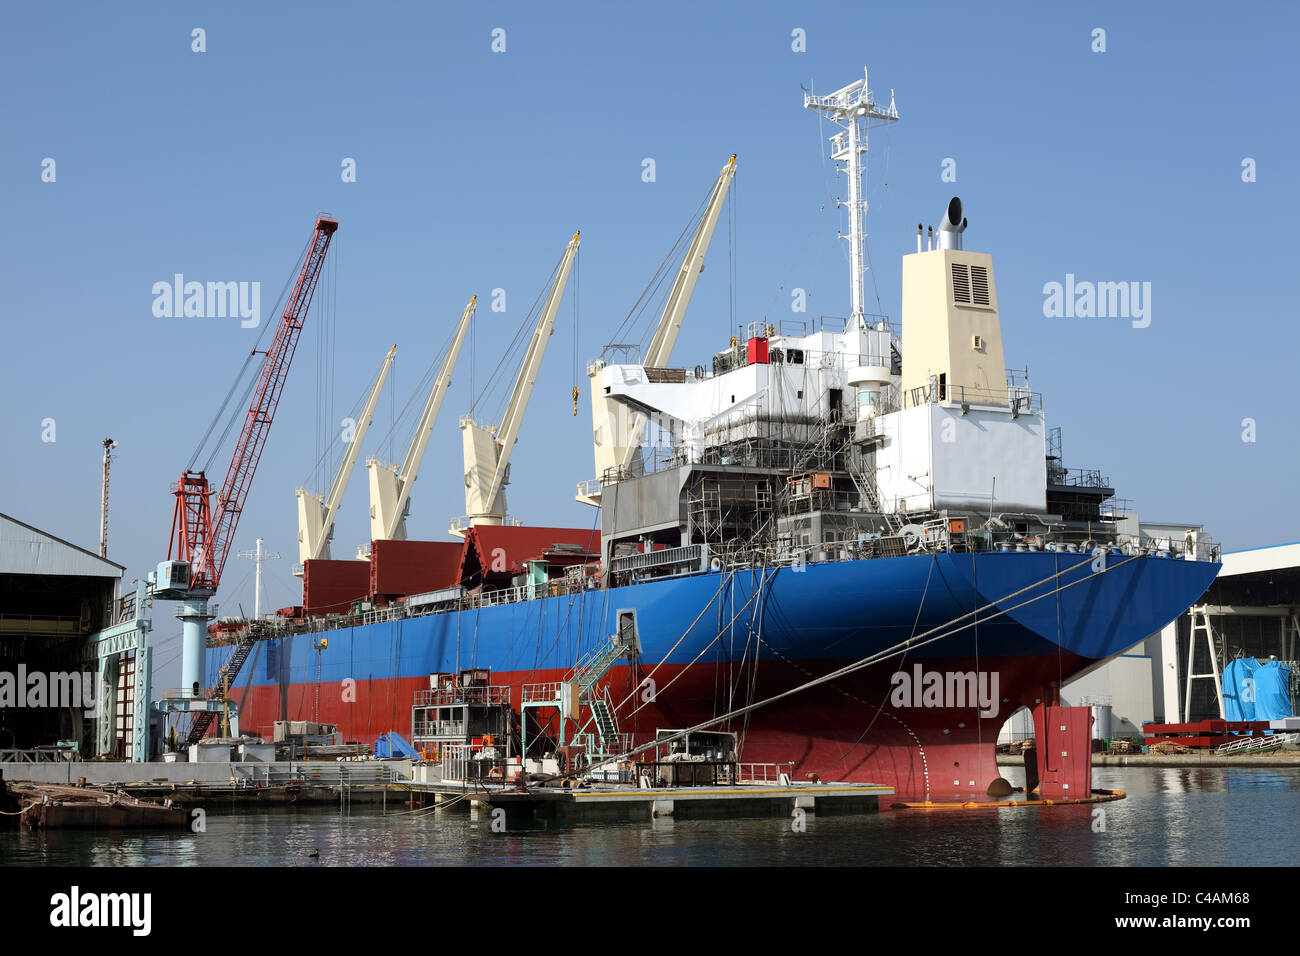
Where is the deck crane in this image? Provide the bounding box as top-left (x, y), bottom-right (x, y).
top-left (153, 216), bottom-right (338, 746)
top-left (578, 156), bottom-right (736, 506)
top-left (456, 232), bottom-right (581, 534)
top-left (295, 344), bottom-right (395, 568)
top-left (361, 296), bottom-right (476, 552)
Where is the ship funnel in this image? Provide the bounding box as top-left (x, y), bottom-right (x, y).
top-left (937, 196), bottom-right (965, 250)
top-left (916, 223), bottom-right (923, 253)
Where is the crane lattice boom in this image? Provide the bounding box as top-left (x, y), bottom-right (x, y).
top-left (168, 216), bottom-right (338, 591)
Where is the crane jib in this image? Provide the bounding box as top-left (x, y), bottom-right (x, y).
top-left (168, 217), bottom-right (339, 592)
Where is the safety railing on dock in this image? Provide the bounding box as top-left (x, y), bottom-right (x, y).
top-left (737, 762), bottom-right (796, 784)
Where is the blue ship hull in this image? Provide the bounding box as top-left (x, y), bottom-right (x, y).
top-left (217, 550), bottom-right (1218, 798)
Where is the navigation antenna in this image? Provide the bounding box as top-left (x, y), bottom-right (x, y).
top-left (803, 67), bottom-right (898, 329)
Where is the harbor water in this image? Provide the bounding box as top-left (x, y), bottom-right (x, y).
top-left (5, 767), bottom-right (1298, 867)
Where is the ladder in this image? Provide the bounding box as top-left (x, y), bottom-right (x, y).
top-left (565, 621), bottom-right (637, 755)
top-left (848, 463), bottom-right (902, 535)
top-left (1216, 731), bottom-right (1300, 756)
top-left (569, 627), bottom-right (635, 695)
top-left (185, 634), bottom-right (257, 746)
top-left (1184, 606), bottom-right (1225, 722)
top-left (589, 687), bottom-right (622, 751)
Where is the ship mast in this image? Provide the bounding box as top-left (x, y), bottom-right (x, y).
top-left (803, 67), bottom-right (898, 328)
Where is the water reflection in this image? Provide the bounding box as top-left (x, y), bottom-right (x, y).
top-left (3, 767), bottom-right (1297, 867)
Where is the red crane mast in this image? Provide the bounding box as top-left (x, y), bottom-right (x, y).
top-left (167, 216), bottom-right (338, 592)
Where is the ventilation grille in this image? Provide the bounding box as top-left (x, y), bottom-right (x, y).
top-left (951, 262), bottom-right (971, 304)
top-left (951, 261), bottom-right (992, 307)
top-left (971, 265), bottom-right (991, 306)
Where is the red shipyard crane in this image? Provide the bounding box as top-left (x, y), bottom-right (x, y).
top-left (153, 216), bottom-right (338, 745)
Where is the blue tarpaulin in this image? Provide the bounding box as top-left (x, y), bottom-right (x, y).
top-left (1222, 658), bottom-right (1293, 722)
top-left (373, 731), bottom-right (418, 758)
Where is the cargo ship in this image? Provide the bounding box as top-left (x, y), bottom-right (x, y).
top-left (207, 69), bottom-right (1219, 800)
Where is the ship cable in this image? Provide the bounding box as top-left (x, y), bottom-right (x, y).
top-left (565, 549), bottom-right (1146, 783)
top-left (621, 571), bottom-right (766, 724)
top-left (299, 351), bottom-right (389, 490)
top-left (187, 235), bottom-right (306, 473)
top-left (737, 563), bottom-right (773, 755)
top-left (525, 500), bottom-right (604, 695)
top-left (568, 570), bottom-right (762, 747)
top-left (367, 321), bottom-right (461, 457)
top-left (568, 567), bottom-right (740, 743)
top-left (470, 251), bottom-right (565, 426)
top-left (603, 186), bottom-right (712, 353)
top-left (576, 568), bottom-right (731, 734)
top-left (814, 553), bottom-right (938, 790)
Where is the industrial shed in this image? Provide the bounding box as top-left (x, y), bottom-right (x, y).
top-left (0, 512), bottom-right (124, 754)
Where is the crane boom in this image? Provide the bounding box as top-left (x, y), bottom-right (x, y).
top-left (645, 154), bottom-right (736, 367)
top-left (581, 157), bottom-right (735, 503)
top-left (168, 216), bottom-right (338, 591)
top-left (365, 296), bottom-right (476, 544)
top-left (460, 232), bottom-right (580, 530)
top-left (297, 345), bottom-right (395, 565)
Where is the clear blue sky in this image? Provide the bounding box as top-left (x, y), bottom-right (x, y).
top-left (2, 1), bottom-right (1296, 677)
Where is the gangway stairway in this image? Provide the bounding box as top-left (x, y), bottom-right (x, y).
top-left (589, 690), bottom-right (621, 747)
top-left (185, 632), bottom-right (258, 746)
top-left (565, 614), bottom-right (639, 756)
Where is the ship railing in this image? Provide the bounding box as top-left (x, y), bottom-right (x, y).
top-left (906, 382), bottom-right (1042, 414)
top-left (361, 605), bottom-right (405, 626)
top-left (798, 349), bottom-right (893, 372)
top-left (737, 762), bottom-right (796, 785)
top-left (259, 763), bottom-right (397, 786)
top-left (472, 583), bottom-right (541, 608)
top-left (1049, 467), bottom-right (1112, 489)
top-left (1141, 532), bottom-right (1221, 563)
top-left (572, 731), bottom-right (634, 760)
top-left (522, 682), bottom-right (563, 704)
top-left (414, 685), bottom-right (511, 707)
top-left (774, 314), bottom-right (892, 338)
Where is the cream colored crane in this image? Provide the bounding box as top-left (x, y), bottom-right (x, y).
top-left (579, 155), bottom-right (736, 505)
top-left (295, 345), bottom-right (395, 568)
top-left (456, 232), bottom-right (580, 535)
top-left (363, 297), bottom-right (476, 551)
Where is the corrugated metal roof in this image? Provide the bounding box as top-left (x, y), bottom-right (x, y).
top-left (0, 512), bottom-right (125, 578)
top-left (1219, 541), bottom-right (1300, 577)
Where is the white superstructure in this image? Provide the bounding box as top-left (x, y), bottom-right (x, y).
top-left (583, 66), bottom-right (1049, 532)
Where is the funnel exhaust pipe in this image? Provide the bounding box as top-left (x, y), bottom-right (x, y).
top-left (938, 196), bottom-right (966, 250)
